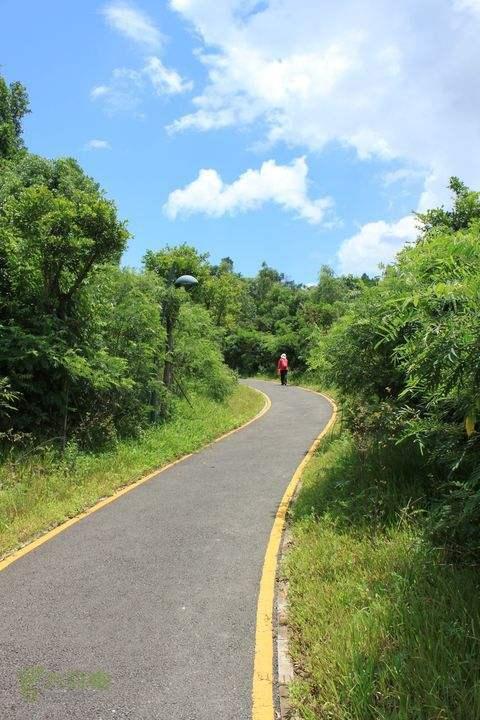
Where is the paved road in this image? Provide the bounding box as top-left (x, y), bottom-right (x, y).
top-left (0, 380), bottom-right (332, 720)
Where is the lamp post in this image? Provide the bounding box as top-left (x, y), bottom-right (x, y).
top-left (163, 274), bottom-right (198, 389)
top-left (174, 275), bottom-right (199, 289)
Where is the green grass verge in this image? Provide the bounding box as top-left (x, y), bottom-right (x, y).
top-left (284, 426), bottom-right (480, 720)
top-left (0, 384), bottom-right (264, 559)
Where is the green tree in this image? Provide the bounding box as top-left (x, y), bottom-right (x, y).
top-left (0, 154), bottom-right (129, 436)
top-left (143, 243), bottom-right (211, 290)
top-left (204, 258), bottom-right (250, 329)
top-left (308, 179), bottom-right (480, 555)
top-left (0, 77), bottom-right (29, 158)
top-left (80, 266), bottom-right (167, 438)
top-left (143, 244), bottom-right (209, 386)
top-left (417, 176), bottom-right (480, 233)
top-left (175, 303), bottom-right (235, 401)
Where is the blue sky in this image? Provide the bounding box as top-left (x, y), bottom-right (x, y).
top-left (2, 0), bottom-right (479, 282)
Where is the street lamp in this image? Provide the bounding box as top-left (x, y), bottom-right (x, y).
top-left (163, 274), bottom-right (199, 388)
top-left (174, 274), bottom-right (199, 289)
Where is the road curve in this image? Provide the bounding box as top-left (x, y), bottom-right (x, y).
top-left (0, 380), bottom-right (332, 720)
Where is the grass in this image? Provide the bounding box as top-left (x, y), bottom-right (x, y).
top-left (0, 383), bottom-right (264, 559)
top-left (284, 425), bottom-right (480, 720)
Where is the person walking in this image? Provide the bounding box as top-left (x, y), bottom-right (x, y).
top-left (277, 353), bottom-right (289, 386)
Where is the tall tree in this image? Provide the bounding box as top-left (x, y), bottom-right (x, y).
top-left (0, 77), bottom-right (29, 159)
top-left (0, 154), bottom-right (129, 433)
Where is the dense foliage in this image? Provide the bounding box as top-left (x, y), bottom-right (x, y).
top-left (0, 77), bottom-right (234, 449)
top-left (0, 75), bottom-right (29, 159)
top-left (220, 263), bottom-right (371, 374)
top-left (308, 179), bottom-right (480, 557)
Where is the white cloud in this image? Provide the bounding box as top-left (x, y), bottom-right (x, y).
top-left (102, 1), bottom-right (162, 49)
top-left (164, 157), bottom-right (332, 224)
top-left (91, 56), bottom-right (192, 114)
top-left (454, 0), bottom-right (480, 16)
top-left (84, 139), bottom-right (111, 150)
top-left (337, 215), bottom-right (418, 276)
top-left (383, 168), bottom-right (425, 186)
top-left (169, 0), bottom-right (480, 210)
top-left (90, 68), bottom-right (143, 114)
top-left (144, 56), bottom-right (193, 95)
top-left (90, 85), bottom-right (110, 99)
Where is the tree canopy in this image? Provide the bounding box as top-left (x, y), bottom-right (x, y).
top-left (0, 77), bottom-right (29, 159)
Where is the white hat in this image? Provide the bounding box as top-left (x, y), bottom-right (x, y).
top-left (281, 353), bottom-right (287, 359)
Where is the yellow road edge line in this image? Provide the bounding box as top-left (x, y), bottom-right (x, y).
top-left (0, 386), bottom-right (271, 573)
top-left (252, 387), bottom-right (337, 720)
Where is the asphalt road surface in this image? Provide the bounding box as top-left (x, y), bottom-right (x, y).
top-left (0, 380), bottom-right (332, 720)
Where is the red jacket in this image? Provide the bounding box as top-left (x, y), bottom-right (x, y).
top-left (277, 357), bottom-right (288, 371)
